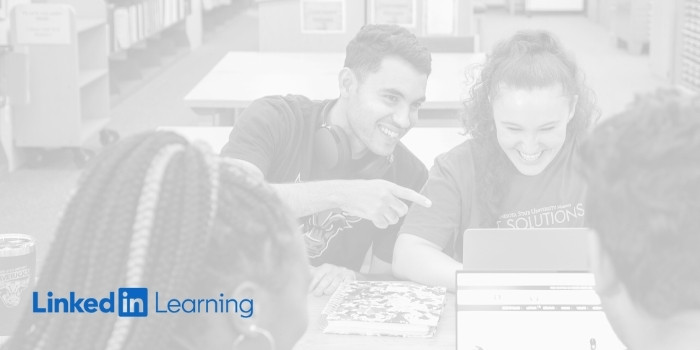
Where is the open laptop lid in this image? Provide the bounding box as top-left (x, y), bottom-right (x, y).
top-left (455, 271), bottom-right (627, 350)
top-left (462, 228), bottom-right (592, 272)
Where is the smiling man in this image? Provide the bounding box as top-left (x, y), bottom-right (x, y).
top-left (221, 25), bottom-right (432, 296)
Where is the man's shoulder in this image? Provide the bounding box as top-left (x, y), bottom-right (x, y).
top-left (250, 95), bottom-right (332, 124)
top-left (239, 94), bottom-right (329, 132)
top-left (249, 94), bottom-right (320, 115)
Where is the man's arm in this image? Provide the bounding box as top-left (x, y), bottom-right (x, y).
top-left (272, 180), bottom-right (430, 228)
top-left (232, 159), bottom-right (432, 228)
top-left (393, 233), bottom-right (462, 291)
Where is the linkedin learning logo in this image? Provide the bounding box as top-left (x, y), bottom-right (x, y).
top-left (119, 288), bottom-right (148, 317)
top-left (33, 287), bottom-right (148, 317)
top-left (32, 288), bottom-right (253, 318)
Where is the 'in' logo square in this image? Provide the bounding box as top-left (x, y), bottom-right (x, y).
top-left (118, 288), bottom-right (148, 317)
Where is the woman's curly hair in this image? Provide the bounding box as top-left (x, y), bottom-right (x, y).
top-left (462, 30), bottom-right (600, 226)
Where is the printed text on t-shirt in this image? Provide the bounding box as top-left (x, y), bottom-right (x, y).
top-left (496, 203), bottom-right (585, 228)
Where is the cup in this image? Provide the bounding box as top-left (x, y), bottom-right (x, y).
top-left (0, 234), bottom-right (36, 336)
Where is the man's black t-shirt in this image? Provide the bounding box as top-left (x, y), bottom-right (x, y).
top-left (221, 95), bottom-right (428, 270)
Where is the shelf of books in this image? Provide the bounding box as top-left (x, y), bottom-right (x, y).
top-left (107, 0), bottom-right (193, 105)
top-left (677, 0), bottom-right (700, 92)
top-left (108, 0), bottom-right (191, 54)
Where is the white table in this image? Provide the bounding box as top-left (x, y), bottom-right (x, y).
top-left (183, 52), bottom-right (484, 123)
top-left (161, 126), bottom-right (466, 169)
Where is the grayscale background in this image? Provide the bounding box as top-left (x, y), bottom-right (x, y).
top-left (0, 0), bottom-right (678, 348)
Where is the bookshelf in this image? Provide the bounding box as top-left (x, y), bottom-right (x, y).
top-left (11, 1), bottom-right (116, 165)
top-left (107, 0), bottom-right (196, 104)
top-left (675, 0), bottom-right (700, 91)
top-left (108, 0), bottom-right (191, 54)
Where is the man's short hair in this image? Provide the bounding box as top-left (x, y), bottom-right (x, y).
top-left (344, 24), bottom-right (431, 80)
top-left (579, 89), bottom-right (700, 317)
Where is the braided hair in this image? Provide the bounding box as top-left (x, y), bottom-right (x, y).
top-left (2, 131), bottom-right (306, 350)
top-left (462, 30), bottom-right (600, 226)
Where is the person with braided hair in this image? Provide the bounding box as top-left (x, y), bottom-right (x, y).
top-left (394, 30), bottom-right (600, 290)
top-left (2, 131), bottom-right (310, 350)
top-left (580, 90), bottom-right (700, 350)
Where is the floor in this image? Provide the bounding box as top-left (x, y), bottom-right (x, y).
top-left (0, 6), bottom-right (668, 267)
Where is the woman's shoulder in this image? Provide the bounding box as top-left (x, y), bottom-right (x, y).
top-left (432, 140), bottom-right (478, 175)
top-left (435, 139), bottom-right (476, 165)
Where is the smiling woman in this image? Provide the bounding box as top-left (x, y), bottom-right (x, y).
top-left (393, 30), bottom-right (600, 290)
top-left (492, 84), bottom-right (575, 176)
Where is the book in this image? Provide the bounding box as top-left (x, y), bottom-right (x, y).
top-left (321, 281), bottom-right (447, 337)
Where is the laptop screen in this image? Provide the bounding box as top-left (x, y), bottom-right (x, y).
top-left (462, 228), bottom-right (592, 271)
top-left (456, 272), bottom-right (627, 350)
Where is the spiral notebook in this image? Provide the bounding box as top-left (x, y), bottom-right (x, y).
top-left (321, 281), bottom-right (447, 337)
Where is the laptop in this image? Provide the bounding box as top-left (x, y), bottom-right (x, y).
top-left (461, 228), bottom-right (592, 272)
top-left (455, 271), bottom-right (627, 350)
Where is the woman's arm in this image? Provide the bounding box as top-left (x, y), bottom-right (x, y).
top-left (393, 233), bottom-right (462, 291)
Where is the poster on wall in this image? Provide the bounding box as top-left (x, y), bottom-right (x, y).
top-left (13, 4), bottom-right (71, 45)
top-left (370, 0), bottom-right (415, 27)
top-left (0, 0), bottom-right (7, 20)
top-left (301, 0), bottom-right (345, 34)
top-left (425, 0), bottom-right (455, 36)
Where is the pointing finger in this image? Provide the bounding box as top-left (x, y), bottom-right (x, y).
top-left (389, 184), bottom-right (432, 208)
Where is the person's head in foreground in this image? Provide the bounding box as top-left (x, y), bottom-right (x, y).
top-left (580, 89), bottom-right (700, 350)
top-left (464, 30), bottom-right (599, 222)
top-left (337, 23), bottom-right (431, 158)
top-left (3, 132), bottom-right (309, 350)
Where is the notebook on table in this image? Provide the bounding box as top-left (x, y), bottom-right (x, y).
top-left (321, 281), bottom-right (447, 337)
top-left (456, 272), bottom-right (627, 350)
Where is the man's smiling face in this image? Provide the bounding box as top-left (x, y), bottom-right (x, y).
top-left (344, 56), bottom-right (428, 158)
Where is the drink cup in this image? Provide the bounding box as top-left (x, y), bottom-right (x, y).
top-left (0, 234), bottom-right (36, 336)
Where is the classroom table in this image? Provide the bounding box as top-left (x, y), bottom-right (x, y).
top-left (159, 126), bottom-right (466, 169)
top-left (183, 51), bottom-right (484, 123)
top-left (294, 293), bottom-right (456, 350)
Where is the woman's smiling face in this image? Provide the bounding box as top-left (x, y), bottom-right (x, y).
top-left (492, 84), bottom-right (576, 176)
